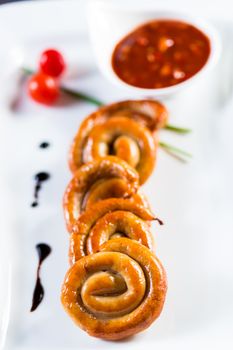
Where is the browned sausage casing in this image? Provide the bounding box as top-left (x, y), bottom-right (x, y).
top-left (69, 100), bottom-right (167, 184)
top-left (61, 238), bottom-right (167, 340)
top-left (63, 156), bottom-right (140, 232)
top-left (69, 198), bottom-right (156, 264)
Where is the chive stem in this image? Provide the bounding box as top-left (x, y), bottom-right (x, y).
top-left (159, 141), bottom-right (192, 162)
top-left (22, 67), bottom-right (34, 75)
top-left (164, 124), bottom-right (191, 134)
top-left (60, 87), bottom-right (103, 106)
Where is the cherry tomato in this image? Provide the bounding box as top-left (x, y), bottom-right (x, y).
top-left (28, 73), bottom-right (59, 105)
top-left (39, 49), bottom-right (66, 78)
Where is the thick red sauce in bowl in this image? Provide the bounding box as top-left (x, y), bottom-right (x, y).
top-left (112, 20), bottom-right (211, 89)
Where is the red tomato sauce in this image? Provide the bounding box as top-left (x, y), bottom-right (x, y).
top-left (112, 20), bottom-right (211, 89)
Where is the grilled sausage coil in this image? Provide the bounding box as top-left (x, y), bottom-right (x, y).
top-left (61, 100), bottom-right (168, 340)
top-left (69, 100), bottom-right (168, 184)
top-left (69, 198), bottom-right (156, 264)
top-left (61, 238), bottom-right (167, 340)
top-left (63, 156), bottom-right (140, 232)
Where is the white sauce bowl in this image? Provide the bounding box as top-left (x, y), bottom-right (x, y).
top-left (87, 0), bottom-right (221, 98)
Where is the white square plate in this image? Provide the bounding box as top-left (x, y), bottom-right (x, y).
top-left (0, 1), bottom-right (233, 349)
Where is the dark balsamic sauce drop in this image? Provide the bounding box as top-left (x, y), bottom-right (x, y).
top-left (31, 172), bottom-right (50, 208)
top-left (30, 243), bottom-right (52, 312)
top-left (39, 142), bottom-right (50, 149)
top-left (155, 217), bottom-right (164, 225)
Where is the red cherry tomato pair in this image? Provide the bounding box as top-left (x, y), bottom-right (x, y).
top-left (28, 49), bottom-right (66, 105)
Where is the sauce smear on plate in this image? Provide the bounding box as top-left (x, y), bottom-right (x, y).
top-left (112, 20), bottom-right (211, 89)
top-left (31, 172), bottom-right (50, 207)
top-left (30, 243), bottom-right (51, 312)
top-left (39, 141), bottom-right (50, 149)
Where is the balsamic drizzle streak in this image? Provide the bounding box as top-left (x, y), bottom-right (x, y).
top-left (31, 172), bottom-right (50, 207)
top-left (30, 243), bottom-right (52, 312)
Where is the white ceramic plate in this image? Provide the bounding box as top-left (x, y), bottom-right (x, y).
top-left (0, 1), bottom-right (233, 349)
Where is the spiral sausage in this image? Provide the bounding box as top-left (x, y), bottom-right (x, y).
top-left (61, 238), bottom-right (167, 340)
top-left (69, 198), bottom-right (156, 264)
top-left (81, 116), bottom-right (157, 184)
top-left (63, 156), bottom-right (140, 232)
top-left (69, 100), bottom-right (167, 183)
top-left (62, 99), bottom-right (168, 340)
